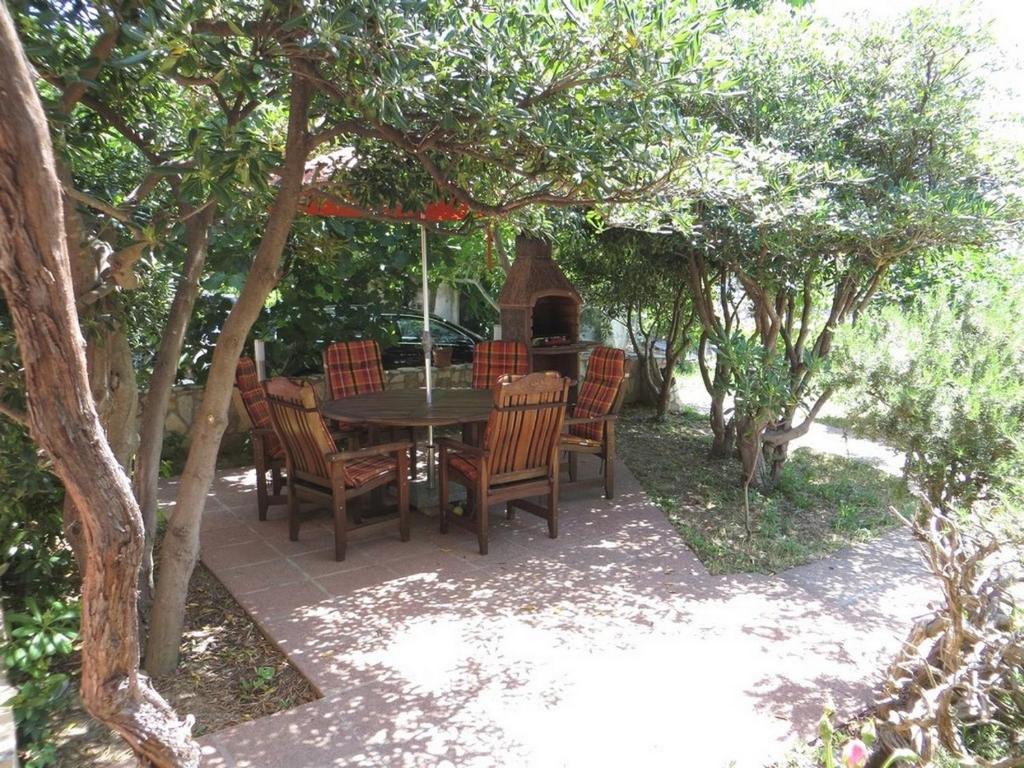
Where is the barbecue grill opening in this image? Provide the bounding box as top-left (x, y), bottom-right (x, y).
top-left (530, 295), bottom-right (578, 345)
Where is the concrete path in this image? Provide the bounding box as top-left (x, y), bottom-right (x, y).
top-left (165, 458), bottom-right (935, 768)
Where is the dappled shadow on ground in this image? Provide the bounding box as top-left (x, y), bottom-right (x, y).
top-left (165, 455), bottom-right (935, 768)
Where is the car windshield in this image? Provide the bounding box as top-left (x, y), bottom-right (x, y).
top-left (396, 316), bottom-right (467, 345)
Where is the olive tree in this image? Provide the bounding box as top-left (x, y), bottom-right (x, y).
top-left (635, 5), bottom-right (1022, 489)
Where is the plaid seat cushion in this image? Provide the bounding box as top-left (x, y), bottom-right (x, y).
top-left (447, 454), bottom-right (481, 483)
top-left (569, 346), bottom-right (626, 442)
top-left (560, 433), bottom-right (602, 449)
top-left (342, 455), bottom-right (396, 488)
top-left (324, 340), bottom-right (386, 400)
top-left (236, 357), bottom-right (283, 459)
top-left (472, 341), bottom-right (528, 390)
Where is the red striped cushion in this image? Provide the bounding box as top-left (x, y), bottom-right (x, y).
top-left (343, 455), bottom-right (396, 488)
top-left (324, 340), bottom-right (386, 400)
top-left (236, 357), bottom-right (283, 459)
top-left (570, 346), bottom-right (626, 442)
top-left (472, 341), bottom-right (528, 390)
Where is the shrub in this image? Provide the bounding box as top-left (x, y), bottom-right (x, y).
top-left (834, 277), bottom-right (1024, 515)
top-left (0, 417), bottom-right (79, 766)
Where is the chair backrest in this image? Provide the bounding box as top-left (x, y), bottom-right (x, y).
top-left (323, 340), bottom-right (386, 400)
top-left (264, 377), bottom-right (336, 483)
top-left (571, 346), bottom-right (627, 441)
top-left (483, 372), bottom-right (569, 484)
top-left (472, 340), bottom-right (529, 390)
top-left (236, 357), bottom-right (284, 454)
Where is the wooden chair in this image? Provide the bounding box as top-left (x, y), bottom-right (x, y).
top-left (561, 346), bottom-right (628, 499)
top-left (235, 356), bottom-right (285, 521)
top-left (471, 340), bottom-right (529, 389)
top-left (263, 377), bottom-right (410, 561)
top-left (439, 372), bottom-right (569, 555)
top-left (323, 339), bottom-right (416, 468)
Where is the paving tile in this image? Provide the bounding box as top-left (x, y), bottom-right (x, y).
top-left (216, 557), bottom-right (307, 595)
top-left (200, 505), bottom-right (247, 533)
top-left (315, 565), bottom-right (396, 597)
top-left (170, 461), bottom-right (938, 768)
top-left (201, 538), bottom-right (281, 572)
top-left (239, 580), bottom-right (327, 623)
top-left (289, 547), bottom-right (377, 579)
top-left (200, 521), bottom-right (260, 550)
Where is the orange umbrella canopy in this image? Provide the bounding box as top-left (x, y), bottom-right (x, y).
top-left (298, 148), bottom-right (467, 222)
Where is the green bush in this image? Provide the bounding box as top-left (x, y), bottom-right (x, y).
top-left (0, 416), bottom-right (79, 766)
top-left (834, 275), bottom-right (1024, 515)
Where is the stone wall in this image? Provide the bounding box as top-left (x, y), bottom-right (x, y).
top-left (162, 356), bottom-right (648, 444)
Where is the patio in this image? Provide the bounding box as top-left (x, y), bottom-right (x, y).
top-left (164, 455), bottom-right (936, 768)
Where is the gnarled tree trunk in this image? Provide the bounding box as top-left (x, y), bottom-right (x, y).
top-left (0, 9), bottom-right (199, 763)
top-left (144, 72), bottom-right (312, 675)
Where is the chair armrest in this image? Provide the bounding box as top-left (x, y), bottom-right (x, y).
top-left (437, 437), bottom-right (489, 458)
top-left (327, 441), bottom-right (412, 463)
top-left (251, 427), bottom-right (277, 437)
top-left (564, 414), bottom-right (617, 427)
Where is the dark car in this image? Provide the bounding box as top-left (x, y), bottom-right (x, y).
top-left (376, 311), bottom-right (483, 369)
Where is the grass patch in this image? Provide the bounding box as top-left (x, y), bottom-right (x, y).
top-left (618, 405), bottom-right (914, 574)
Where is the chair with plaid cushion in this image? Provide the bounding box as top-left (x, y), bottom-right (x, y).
top-left (264, 377), bottom-right (411, 561)
top-left (323, 339), bottom-right (416, 468)
top-left (560, 346), bottom-right (628, 499)
top-left (471, 340), bottom-right (529, 390)
top-left (235, 356), bottom-right (285, 521)
top-left (439, 372), bottom-right (569, 555)
top-left (323, 339), bottom-right (387, 400)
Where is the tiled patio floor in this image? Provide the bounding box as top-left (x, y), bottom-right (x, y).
top-left (161, 457), bottom-right (935, 768)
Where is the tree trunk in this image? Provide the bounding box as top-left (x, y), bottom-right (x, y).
top-left (655, 350), bottom-right (677, 421)
top-left (764, 417), bottom-right (792, 486)
top-left (736, 418), bottom-right (772, 493)
top-left (708, 362), bottom-right (734, 458)
top-left (144, 72), bottom-right (312, 675)
top-left (0, 9), bottom-right (199, 763)
top-left (135, 205), bottom-right (215, 620)
top-left (58, 140), bottom-right (141, 568)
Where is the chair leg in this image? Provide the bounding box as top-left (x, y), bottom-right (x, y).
top-left (548, 479), bottom-right (559, 539)
top-left (397, 455), bottom-right (410, 543)
top-left (476, 486), bottom-right (488, 555)
top-left (287, 478), bottom-right (299, 541)
top-left (256, 465), bottom-right (269, 522)
top-left (271, 463), bottom-right (283, 496)
top-left (604, 427), bottom-right (615, 499)
top-left (332, 481), bottom-right (348, 562)
top-left (568, 451), bottom-right (579, 482)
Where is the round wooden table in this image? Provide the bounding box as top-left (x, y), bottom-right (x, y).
top-left (320, 388), bottom-right (493, 429)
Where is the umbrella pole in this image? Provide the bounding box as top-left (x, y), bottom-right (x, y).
top-left (420, 224), bottom-right (436, 488)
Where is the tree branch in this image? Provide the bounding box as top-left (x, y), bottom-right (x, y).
top-left (0, 401), bottom-right (28, 428)
top-left (762, 387), bottom-right (834, 445)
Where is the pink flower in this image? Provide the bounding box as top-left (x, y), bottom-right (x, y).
top-left (842, 739), bottom-right (869, 768)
